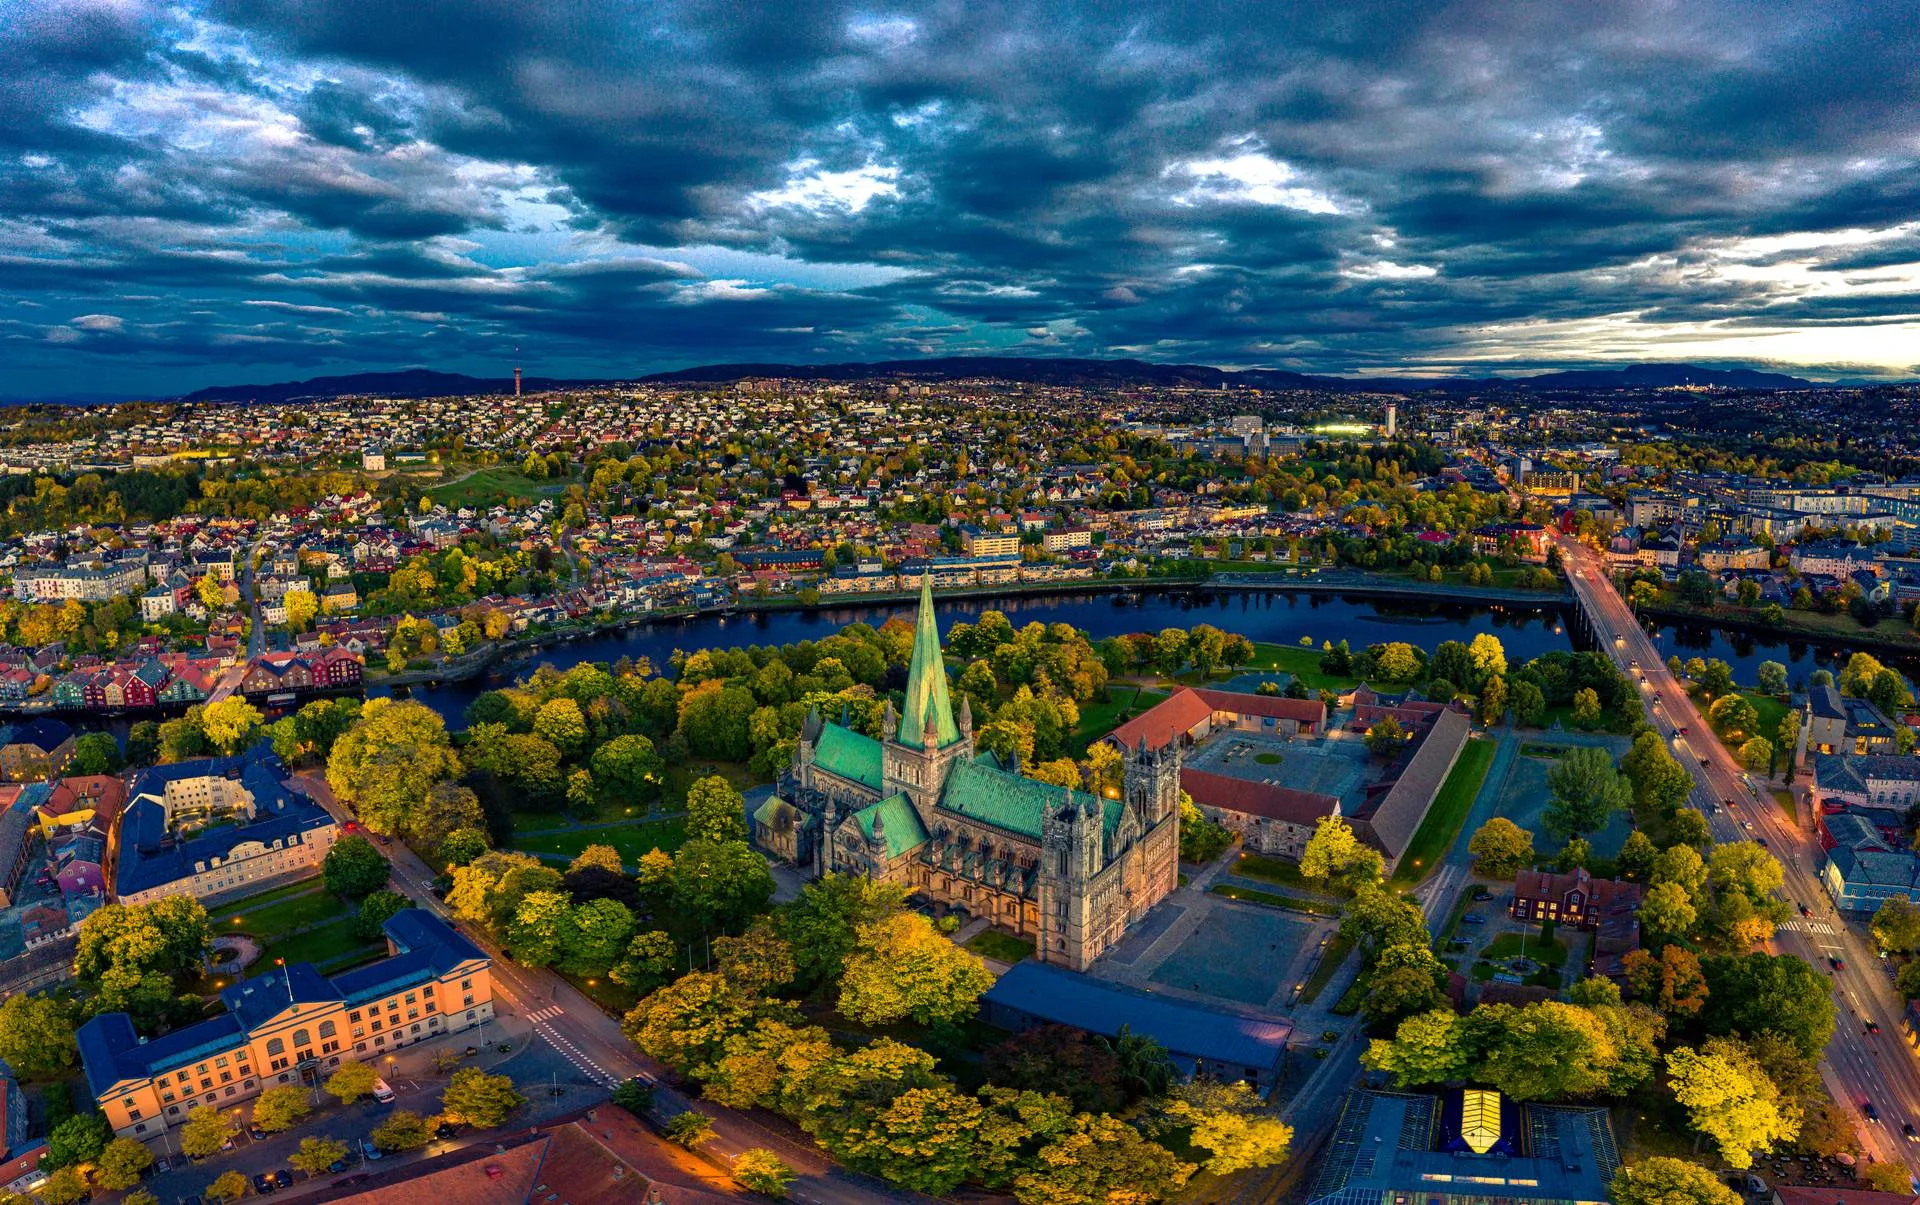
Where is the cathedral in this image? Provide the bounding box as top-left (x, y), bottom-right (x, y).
top-left (754, 577), bottom-right (1182, 971)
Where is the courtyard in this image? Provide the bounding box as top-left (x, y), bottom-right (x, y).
top-left (1095, 888), bottom-right (1336, 1014)
top-left (1184, 729), bottom-right (1375, 804)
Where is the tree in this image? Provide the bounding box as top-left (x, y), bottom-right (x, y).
top-left (1872, 896), bottom-right (1920, 953)
top-left (70, 731), bottom-right (123, 775)
top-left (1616, 830), bottom-right (1658, 882)
top-left (840, 912), bottom-right (994, 1026)
top-left (1702, 952), bottom-right (1837, 1058)
top-left (372, 1109), bottom-right (435, 1152)
top-left (323, 833), bottom-right (389, 897)
top-left (1478, 674), bottom-right (1508, 725)
top-left (1709, 694), bottom-right (1759, 741)
top-left (202, 696), bottom-right (265, 755)
top-left (1667, 1039), bottom-right (1798, 1168)
top-left (1624, 944), bottom-right (1709, 1017)
top-left (735, 1148), bottom-right (797, 1198)
top-left (206, 1170), bottom-right (250, 1204)
top-left (1544, 746), bottom-right (1631, 840)
top-left (1361, 942), bottom-right (1447, 1023)
top-left (1698, 659), bottom-right (1736, 699)
top-left (441, 1067), bottom-right (526, 1129)
top-left (409, 781), bottom-right (486, 851)
top-left (1014, 1113), bottom-right (1194, 1205)
top-left (440, 826), bottom-right (491, 868)
top-left (1621, 730), bottom-right (1692, 814)
top-left (591, 733), bottom-right (665, 805)
top-left (1510, 677), bottom-right (1546, 727)
top-left (1341, 882), bottom-right (1430, 952)
top-left (1300, 814), bottom-right (1384, 889)
top-left (125, 719), bottom-right (161, 767)
top-left (1469, 633), bottom-right (1508, 685)
top-left (325, 1060), bottom-right (379, 1105)
top-left (506, 890), bottom-right (573, 967)
top-left (1757, 661), bottom-right (1789, 695)
top-left (1862, 1165), bottom-right (1913, 1194)
top-left (290, 1136), bottom-right (350, 1176)
top-left (1163, 1080), bottom-right (1292, 1176)
top-left (327, 699), bottom-right (461, 836)
top-left (568, 843), bottom-right (625, 876)
top-left (1362, 1008), bottom-right (1472, 1087)
top-left (611, 929), bottom-right (680, 993)
top-left (1609, 1157), bottom-right (1742, 1205)
top-left (37, 1169), bottom-right (89, 1205)
top-left (673, 839), bottom-right (776, 930)
top-left (1466, 999), bottom-right (1659, 1102)
top-left (1667, 808), bottom-right (1713, 848)
top-left (283, 587), bottom-right (319, 631)
top-left (779, 873), bottom-right (909, 994)
top-left (686, 775), bottom-right (748, 843)
top-left (562, 897), bottom-right (639, 977)
top-left (667, 1110), bottom-right (716, 1148)
top-left (94, 1136), bottom-right (154, 1190)
top-left (1364, 715), bottom-right (1408, 757)
top-left (0, 992), bottom-right (75, 1078)
top-left (47, 1113), bottom-right (110, 1169)
top-left (179, 1104), bottom-right (235, 1158)
top-left (714, 922), bottom-right (795, 995)
top-left (1738, 736), bottom-right (1774, 772)
top-left (1571, 687), bottom-right (1601, 727)
top-left (352, 888), bottom-right (410, 940)
top-left (1430, 641), bottom-right (1474, 691)
top-left (1467, 818), bottom-right (1533, 878)
top-left (253, 1084), bottom-right (312, 1132)
top-left (1639, 881), bottom-right (1698, 941)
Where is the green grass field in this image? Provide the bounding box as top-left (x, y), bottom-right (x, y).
top-left (1298, 933), bottom-right (1356, 1004)
top-left (965, 930), bottom-right (1036, 963)
top-left (259, 918), bottom-right (376, 970)
top-left (222, 890), bottom-right (346, 939)
top-left (211, 879), bottom-right (329, 917)
top-left (1245, 643), bottom-right (1361, 693)
top-left (1483, 930), bottom-right (1567, 966)
top-left (1232, 851), bottom-right (1343, 897)
top-left (1209, 883), bottom-right (1341, 916)
top-left (425, 466), bottom-right (564, 510)
top-left (1391, 737), bottom-right (1497, 884)
top-left (511, 818), bottom-right (688, 868)
top-left (1070, 686), bottom-right (1170, 755)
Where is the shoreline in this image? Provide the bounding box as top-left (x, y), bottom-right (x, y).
top-left (1637, 601), bottom-right (1920, 663)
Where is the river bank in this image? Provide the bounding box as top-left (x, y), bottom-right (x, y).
top-left (1638, 600), bottom-right (1920, 665)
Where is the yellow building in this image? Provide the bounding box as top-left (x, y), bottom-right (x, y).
top-left (78, 910), bottom-right (494, 1138)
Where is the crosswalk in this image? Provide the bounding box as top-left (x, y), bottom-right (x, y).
top-left (522, 1003), bottom-right (622, 1086)
top-left (1782, 919), bottom-right (1838, 935)
top-left (526, 1005), bottom-right (565, 1024)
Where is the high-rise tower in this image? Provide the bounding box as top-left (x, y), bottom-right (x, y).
top-left (513, 348), bottom-right (522, 399)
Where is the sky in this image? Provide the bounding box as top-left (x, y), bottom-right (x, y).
top-left (5, 0), bottom-right (1920, 398)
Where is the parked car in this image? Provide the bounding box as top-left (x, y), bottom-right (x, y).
top-left (248, 1124), bottom-right (269, 1141)
top-left (254, 1172), bottom-right (280, 1195)
top-left (371, 1076), bottom-right (395, 1103)
top-left (360, 1139), bottom-right (384, 1161)
top-left (1461, 914), bottom-right (1486, 926)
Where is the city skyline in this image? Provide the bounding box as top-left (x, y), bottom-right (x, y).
top-left (6, 1), bottom-right (1920, 396)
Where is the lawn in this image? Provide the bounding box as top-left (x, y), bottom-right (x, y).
top-left (510, 818), bottom-right (688, 868)
top-left (1246, 643), bottom-right (1361, 693)
top-left (221, 890), bottom-right (347, 940)
top-left (425, 465), bottom-right (564, 510)
top-left (965, 930), bottom-right (1035, 963)
top-left (1297, 933), bottom-right (1356, 1004)
top-left (1232, 851), bottom-right (1343, 897)
top-left (258, 918), bottom-right (375, 970)
top-left (1698, 688), bottom-right (1789, 755)
top-left (1069, 686), bottom-right (1170, 755)
top-left (1254, 752), bottom-right (1282, 765)
top-left (1391, 737), bottom-right (1497, 884)
top-left (1773, 788), bottom-right (1799, 823)
top-left (1483, 930), bottom-right (1568, 967)
top-left (211, 879), bottom-right (330, 917)
top-left (1208, 883), bottom-right (1341, 916)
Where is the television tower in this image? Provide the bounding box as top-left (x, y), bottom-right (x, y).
top-left (513, 346), bottom-right (522, 398)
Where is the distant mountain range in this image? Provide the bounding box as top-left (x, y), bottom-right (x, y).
top-left (29, 357), bottom-right (1869, 406)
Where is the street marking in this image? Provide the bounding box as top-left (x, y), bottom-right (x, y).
top-left (526, 1010), bottom-right (623, 1086)
top-left (527, 1006), bottom-right (565, 1023)
top-left (1783, 920), bottom-right (1837, 935)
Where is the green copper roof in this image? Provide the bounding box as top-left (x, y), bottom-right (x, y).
top-left (938, 757), bottom-right (1118, 840)
top-left (814, 723), bottom-right (883, 791)
top-left (753, 795), bottom-right (797, 827)
top-left (854, 793), bottom-right (929, 860)
top-left (900, 574), bottom-right (961, 748)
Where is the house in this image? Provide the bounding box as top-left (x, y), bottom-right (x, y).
top-left (1811, 754), bottom-right (1920, 812)
top-left (1511, 866), bottom-right (1644, 928)
top-left (982, 961), bottom-right (1291, 1092)
top-left (1805, 685), bottom-right (1903, 759)
top-left (1180, 769), bottom-right (1339, 859)
top-left (1821, 841), bottom-right (1920, 914)
top-left (1308, 1088), bottom-right (1620, 1205)
top-left (1103, 687), bottom-right (1326, 751)
top-left (77, 910), bottom-right (493, 1138)
top-left (0, 718), bottom-right (75, 783)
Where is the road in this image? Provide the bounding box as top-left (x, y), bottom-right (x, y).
top-left (1560, 535), bottom-right (1920, 1178)
top-left (293, 774), bottom-right (921, 1205)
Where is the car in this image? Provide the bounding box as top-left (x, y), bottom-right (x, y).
top-left (1678, 725), bottom-right (1689, 736)
top-left (1756, 837), bottom-right (1768, 848)
top-left (1461, 914), bottom-right (1486, 925)
top-left (1470, 886), bottom-right (1491, 901)
top-left (371, 1076), bottom-right (395, 1103)
top-left (254, 1172), bottom-right (280, 1195)
top-left (360, 1139), bottom-right (384, 1162)
top-left (1864, 1100), bottom-right (1881, 1122)
top-left (434, 1121), bottom-right (463, 1140)
top-left (248, 1124), bottom-right (269, 1141)
top-left (1904, 1122), bottom-right (1917, 1141)
top-left (328, 1157), bottom-right (350, 1174)
top-left (1830, 956), bottom-right (1845, 970)
top-left (1868, 1020), bottom-right (1882, 1034)
top-left (1798, 902), bottom-right (1810, 916)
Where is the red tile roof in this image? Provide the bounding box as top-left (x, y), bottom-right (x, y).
top-left (1105, 687), bottom-right (1325, 751)
top-left (1181, 768), bottom-right (1339, 826)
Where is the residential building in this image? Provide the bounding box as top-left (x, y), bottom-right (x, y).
top-left (1821, 841), bottom-right (1920, 914)
top-left (0, 719), bottom-right (75, 783)
top-left (77, 909), bottom-right (493, 1138)
top-left (1511, 867), bottom-right (1644, 928)
top-left (763, 578), bottom-right (1180, 972)
top-left (1811, 753), bottom-right (1920, 811)
top-left (982, 960), bottom-right (1291, 1092)
top-left (962, 525), bottom-right (1021, 557)
top-left (1805, 684), bottom-right (1903, 758)
top-left (1307, 1088), bottom-right (1620, 1205)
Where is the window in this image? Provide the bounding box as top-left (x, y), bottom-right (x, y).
top-left (266, 1037), bottom-right (285, 1056)
top-left (462, 978), bottom-right (472, 990)
top-left (405, 992), bottom-right (416, 1004)
top-left (224, 1086), bottom-right (236, 1097)
top-left (215, 1055), bottom-right (229, 1067)
top-left (319, 1020), bottom-right (337, 1039)
top-left (422, 985), bottom-right (434, 997)
top-left (293, 1027), bottom-right (311, 1047)
top-left (128, 1107), bottom-right (142, 1120)
top-left (200, 1078), bottom-right (213, 1090)
top-left (350, 1010), bottom-right (361, 1022)
top-left (167, 1105), bottom-right (181, 1116)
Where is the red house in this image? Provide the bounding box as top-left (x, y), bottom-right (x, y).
top-left (1511, 867), bottom-right (1643, 929)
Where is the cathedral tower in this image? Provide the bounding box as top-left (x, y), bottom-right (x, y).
top-left (883, 574), bottom-right (973, 818)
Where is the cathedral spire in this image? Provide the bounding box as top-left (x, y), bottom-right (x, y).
top-left (898, 572), bottom-right (960, 748)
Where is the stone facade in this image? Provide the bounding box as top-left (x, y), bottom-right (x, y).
top-left (757, 577), bottom-right (1180, 971)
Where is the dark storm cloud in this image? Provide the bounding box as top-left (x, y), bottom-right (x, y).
top-left (6, 0), bottom-right (1920, 394)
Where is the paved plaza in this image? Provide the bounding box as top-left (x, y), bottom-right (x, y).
top-left (1093, 878), bottom-right (1334, 1014)
top-left (1184, 729), bottom-right (1374, 803)
top-left (1491, 737), bottom-right (1635, 858)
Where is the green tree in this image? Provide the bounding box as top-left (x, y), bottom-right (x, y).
top-left (408, 781), bottom-right (486, 851)
top-left (1467, 818), bottom-right (1533, 878)
top-left (46, 1113), bottom-right (110, 1169)
top-left (686, 775), bottom-right (749, 843)
top-left (1164, 1080), bottom-right (1293, 1175)
top-left (1509, 677), bottom-right (1546, 726)
top-left (372, 1109), bottom-right (435, 1151)
top-left (322, 833), bottom-right (390, 897)
top-left (1698, 659), bottom-right (1736, 698)
top-left (1364, 715), bottom-right (1408, 757)
top-left (206, 1170), bottom-right (250, 1203)
top-left (1757, 661), bottom-right (1789, 695)
top-left (1667, 808), bottom-right (1713, 847)
top-left (441, 1067), bottom-right (526, 1129)
top-left (1738, 737), bottom-right (1773, 773)
top-left (252, 1084), bottom-right (312, 1132)
top-left (1639, 881), bottom-right (1698, 941)
top-left (506, 889), bottom-right (574, 967)
top-left (1013, 1113), bottom-right (1194, 1205)
top-left (325, 1060), bottom-right (379, 1105)
top-left (591, 733), bottom-right (665, 805)
top-left (1609, 1157), bottom-right (1743, 1205)
top-left (352, 888), bottom-right (411, 941)
top-left (1543, 745), bottom-right (1631, 840)
top-left (672, 839), bottom-right (776, 931)
top-left (1863, 1164), bottom-right (1914, 1194)
top-left (1620, 730), bottom-right (1692, 814)
top-left (1478, 674), bottom-right (1508, 725)
top-left (327, 698), bottom-right (461, 836)
top-left (1300, 814), bottom-right (1384, 889)
top-left (667, 1110), bottom-right (716, 1148)
top-left (1872, 896), bottom-right (1920, 953)
top-left (439, 826), bottom-right (491, 868)
top-left (533, 697), bottom-right (589, 759)
top-left (840, 912), bottom-right (994, 1026)
top-left (94, 1136), bottom-right (154, 1190)
top-left (179, 1104), bottom-right (235, 1159)
top-left (1701, 952), bottom-right (1837, 1058)
top-left (0, 991), bottom-right (75, 1078)
top-left (70, 731), bottom-right (123, 775)
top-left (125, 719), bottom-right (161, 767)
top-left (36, 1169), bottom-right (89, 1205)
top-left (1667, 1039), bottom-right (1797, 1168)
top-left (1362, 1008), bottom-right (1472, 1087)
top-left (561, 897), bottom-right (638, 977)
top-left (778, 874), bottom-right (909, 994)
top-left (734, 1148), bottom-right (797, 1198)
top-left (611, 929), bottom-right (681, 993)
top-left (1571, 687), bottom-right (1601, 727)
top-left (289, 1136), bottom-right (350, 1176)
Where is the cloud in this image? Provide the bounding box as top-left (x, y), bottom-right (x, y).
top-left (2, 0), bottom-right (1918, 395)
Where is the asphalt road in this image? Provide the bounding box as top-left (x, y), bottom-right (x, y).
top-left (293, 774), bottom-right (925, 1205)
top-left (1561, 535), bottom-right (1920, 1180)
